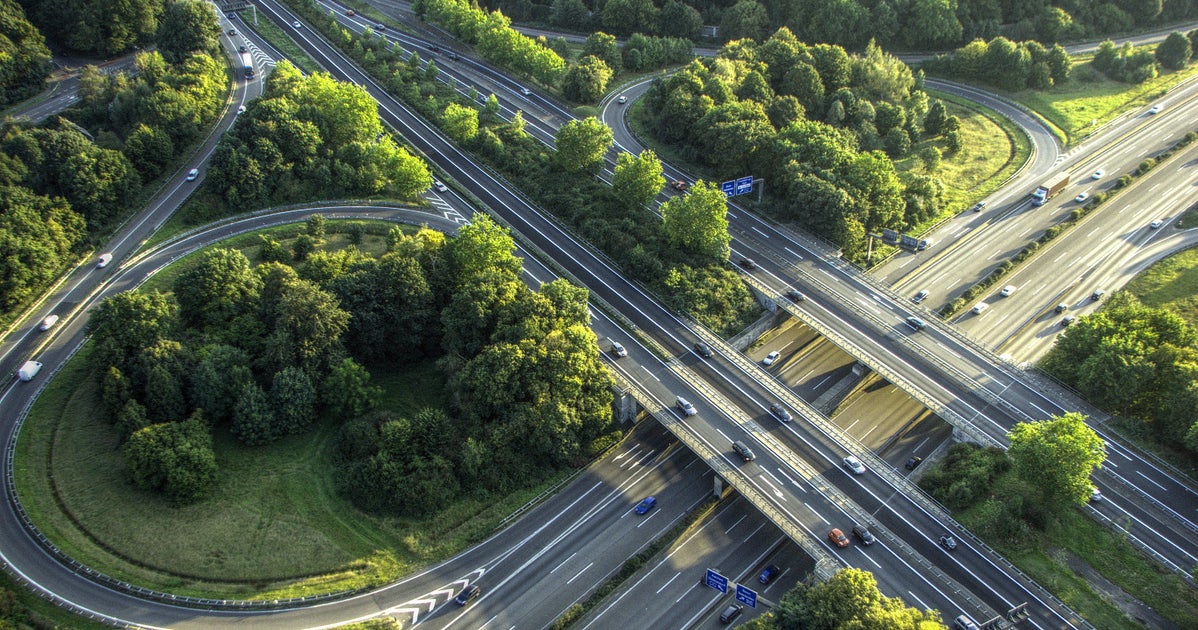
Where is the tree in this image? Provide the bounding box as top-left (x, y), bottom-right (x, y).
top-left (551, 0), bottom-right (589, 30)
top-left (719, 0), bottom-right (769, 42)
top-left (0, 0), bottom-right (53, 106)
top-left (322, 358), bottom-right (381, 418)
top-left (156, 0), bottom-right (220, 63)
top-left (1155, 32), bottom-right (1193, 71)
top-left (446, 214), bottom-right (523, 286)
top-left (612, 150), bottom-right (665, 209)
top-left (123, 413), bottom-right (218, 504)
top-left (923, 101), bottom-right (948, 136)
top-left (442, 102), bottom-right (479, 142)
top-left (231, 383), bottom-right (276, 445)
top-left (86, 290), bottom-right (178, 374)
top-left (173, 248), bottom-right (262, 328)
top-left (600, 0), bottom-right (658, 37)
top-left (658, 1), bottom-right (702, 39)
top-left (660, 181), bottom-right (732, 262)
top-left (582, 32), bottom-right (622, 75)
top-left (775, 567), bottom-right (943, 629)
top-left (1008, 413), bottom-right (1106, 507)
top-left (270, 366), bottom-right (317, 435)
top-left (562, 55), bottom-right (613, 103)
top-left (267, 279), bottom-right (350, 373)
top-left (190, 344), bottom-right (253, 425)
top-left (554, 117), bottom-right (613, 174)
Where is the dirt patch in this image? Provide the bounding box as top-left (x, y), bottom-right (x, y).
top-left (1058, 549), bottom-right (1177, 630)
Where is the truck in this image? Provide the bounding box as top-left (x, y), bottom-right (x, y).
top-left (240, 51), bottom-right (254, 79)
top-left (18, 360), bottom-right (42, 382)
top-left (1031, 173), bottom-right (1069, 205)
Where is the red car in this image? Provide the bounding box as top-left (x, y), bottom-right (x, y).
top-left (829, 528), bottom-right (850, 548)
top-left (670, 180), bottom-right (689, 192)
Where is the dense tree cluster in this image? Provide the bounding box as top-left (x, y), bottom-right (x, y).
top-left (208, 62), bottom-right (431, 209)
top-left (1041, 292), bottom-right (1198, 454)
top-left (87, 217), bottom-right (615, 510)
top-left (491, 0), bottom-right (1198, 49)
top-left (924, 37), bottom-right (1071, 90)
top-left (19, 0), bottom-right (163, 56)
top-left (412, 0), bottom-right (566, 84)
top-left (758, 568), bottom-right (945, 629)
top-left (0, 0), bottom-right (52, 106)
top-left (641, 31), bottom-right (949, 258)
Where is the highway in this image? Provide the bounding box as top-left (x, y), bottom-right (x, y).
top-left (0, 1), bottom-right (1190, 627)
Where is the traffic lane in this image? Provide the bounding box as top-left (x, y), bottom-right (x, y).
top-left (584, 497), bottom-right (800, 629)
top-left (835, 383), bottom-right (946, 454)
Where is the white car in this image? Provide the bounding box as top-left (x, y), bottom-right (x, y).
top-left (432, 180), bottom-right (448, 193)
top-left (292, 20), bottom-right (302, 28)
top-left (1074, 192), bottom-right (1089, 203)
top-left (186, 168), bottom-right (199, 181)
top-left (843, 456), bottom-right (866, 475)
top-left (1149, 104), bottom-right (1162, 114)
top-left (610, 341), bottom-right (627, 357)
top-left (1091, 169), bottom-right (1104, 179)
top-left (520, 87), bottom-right (532, 96)
top-left (96, 253), bottom-right (113, 268)
top-left (39, 315), bottom-right (59, 331)
top-left (971, 303), bottom-right (989, 315)
top-left (1000, 285), bottom-right (1017, 297)
top-left (237, 105), bottom-right (246, 115)
top-left (1150, 219), bottom-right (1164, 229)
top-left (617, 95), bottom-right (627, 104)
top-left (762, 351), bottom-right (780, 366)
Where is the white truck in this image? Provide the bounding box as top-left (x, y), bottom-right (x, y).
top-left (18, 360), bottom-right (42, 381)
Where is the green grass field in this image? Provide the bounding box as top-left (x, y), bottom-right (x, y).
top-left (13, 225), bottom-right (574, 600)
top-left (1126, 246), bottom-right (1198, 327)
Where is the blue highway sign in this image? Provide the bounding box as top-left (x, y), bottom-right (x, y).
top-left (736, 583), bottom-right (758, 608)
top-left (705, 569), bottom-right (728, 593)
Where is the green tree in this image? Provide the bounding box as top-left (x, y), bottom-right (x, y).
top-left (658, 1), bottom-right (702, 39)
top-left (1008, 413), bottom-right (1106, 507)
top-left (190, 344), bottom-right (253, 425)
top-left (123, 413), bottom-right (217, 504)
top-left (173, 248), bottom-right (262, 328)
top-left (562, 55), bottom-right (613, 103)
top-left (143, 364), bottom-right (187, 424)
top-left (612, 150), bottom-right (665, 209)
top-left (661, 181), bottom-right (731, 262)
top-left (231, 383), bottom-right (276, 446)
top-left (156, 0), bottom-right (220, 63)
top-left (443, 102), bottom-right (480, 142)
top-left (270, 366), bottom-right (317, 435)
top-left (719, 0), bottom-right (769, 42)
top-left (1155, 31), bottom-right (1193, 71)
top-left (776, 568), bottom-right (944, 629)
top-left (322, 358), bottom-right (381, 418)
top-left (554, 117), bottom-right (613, 174)
top-left (86, 290), bottom-right (178, 374)
top-left (0, 0), bottom-right (53, 106)
top-left (447, 214), bottom-right (523, 286)
top-left (114, 399), bottom-right (149, 442)
top-left (267, 279), bottom-right (350, 373)
top-left (600, 0), bottom-right (658, 37)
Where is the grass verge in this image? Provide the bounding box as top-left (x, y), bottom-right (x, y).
top-left (0, 570), bottom-right (111, 629)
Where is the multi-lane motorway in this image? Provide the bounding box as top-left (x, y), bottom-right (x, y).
top-left (1, 1), bottom-right (1196, 627)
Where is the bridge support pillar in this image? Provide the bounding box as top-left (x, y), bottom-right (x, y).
top-left (712, 475), bottom-right (726, 498)
top-left (615, 390), bottom-right (640, 423)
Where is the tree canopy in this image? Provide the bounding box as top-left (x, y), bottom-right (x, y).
top-left (1008, 413), bottom-right (1106, 507)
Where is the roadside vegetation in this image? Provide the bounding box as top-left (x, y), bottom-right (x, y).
top-left (0, 0), bottom-right (52, 108)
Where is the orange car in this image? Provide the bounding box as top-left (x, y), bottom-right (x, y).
top-left (829, 528), bottom-right (850, 548)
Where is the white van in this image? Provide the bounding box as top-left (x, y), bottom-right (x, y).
top-left (971, 303), bottom-right (989, 315)
top-left (38, 315), bottom-right (59, 331)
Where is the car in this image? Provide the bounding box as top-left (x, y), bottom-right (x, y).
top-left (939, 534), bottom-right (957, 551)
top-left (1091, 289), bottom-right (1106, 301)
top-left (1150, 218), bottom-right (1165, 229)
top-left (852, 524), bottom-right (876, 545)
top-left (375, 22), bottom-right (386, 30)
top-left (186, 168), bottom-right (199, 181)
top-left (738, 257), bottom-right (757, 269)
top-left (292, 20), bottom-right (302, 28)
top-left (448, 51), bottom-right (460, 60)
top-left (912, 289), bottom-right (928, 303)
top-left (453, 584), bottom-right (480, 605)
top-left (971, 201), bottom-right (986, 212)
top-left (1061, 315), bottom-right (1076, 326)
top-left (758, 564), bottom-right (782, 584)
top-left (428, 44), bottom-right (440, 52)
top-left (906, 316), bottom-right (927, 331)
top-left (237, 105), bottom-right (246, 115)
top-left (1149, 104), bottom-right (1162, 114)
top-left (38, 315), bottom-right (59, 331)
top-left (917, 238), bottom-right (931, 251)
top-left (1055, 303), bottom-right (1069, 313)
top-left (769, 403), bottom-right (792, 422)
top-left (617, 95), bottom-right (627, 104)
top-left (1090, 486), bottom-right (1103, 502)
top-left (1075, 191), bottom-right (1090, 203)
top-left (719, 603), bottom-right (743, 624)
top-left (345, 8), bottom-right (355, 15)
top-left (676, 396), bottom-right (697, 416)
top-left (828, 528), bottom-right (850, 548)
top-left (520, 87), bottom-right (532, 96)
top-left (635, 496), bottom-right (657, 514)
top-left (670, 179), bottom-right (688, 192)
top-left (762, 351), bottom-right (780, 366)
top-left (432, 180), bottom-right (448, 193)
top-left (843, 456), bottom-right (866, 475)
top-left (239, 45), bottom-right (247, 53)
top-left (971, 303), bottom-right (988, 315)
top-left (227, 28), bottom-right (237, 36)
top-left (610, 341), bottom-right (627, 357)
top-left (1091, 169), bottom-right (1104, 179)
top-left (904, 456), bottom-right (922, 470)
top-left (732, 440), bottom-right (755, 462)
top-left (1000, 285), bottom-right (1017, 297)
top-left (693, 342), bottom-right (713, 358)
top-left (96, 253), bottom-right (113, 268)
top-left (953, 615), bottom-right (980, 630)
top-left (785, 288), bottom-right (805, 302)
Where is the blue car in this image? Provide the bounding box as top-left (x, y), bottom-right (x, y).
top-left (759, 564), bottom-right (781, 584)
top-left (635, 496), bottom-right (657, 514)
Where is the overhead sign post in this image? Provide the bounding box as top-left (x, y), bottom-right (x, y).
top-left (735, 176), bottom-right (753, 195)
top-left (705, 569), bottom-right (728, 593)
top-left (720, 180), bottom-right (736, 197)
top-left (735, 584), bottom-right (758, 608)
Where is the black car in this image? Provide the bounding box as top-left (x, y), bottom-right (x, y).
top-left (428, 44), bottom-right (440, 52)
top-left (738, 257), bottom-right (757, 269)
top-left (904, 456), bottom-right (922, 470)
top-left (239, 45), bottom-right (247, 53)
top-left (769, 402), bottom-right (792, 422)
top-left (454, 583), bottom-right (480, 605)
top-left (852, 524), bottom-right (876, 545)
top-left (720, 603), bottom-right (743, 624)
top-left (694, 342), bottom-right (713, 358)
top-left (785, 288), bottom-right (805, 302)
